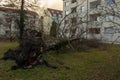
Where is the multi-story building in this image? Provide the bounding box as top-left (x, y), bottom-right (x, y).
top-left (0, 7), bottom-right (42, 38)
top-left (63, 0), bottom-right (120, 43)
top-left (44, 8), bottom-right (63, 35)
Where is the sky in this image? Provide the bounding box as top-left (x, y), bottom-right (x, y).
top-left (0, 0), bottom-right (63, 10)
top-left (40, 0), bottom-right (63, 10)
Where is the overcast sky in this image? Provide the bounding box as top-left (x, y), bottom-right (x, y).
top-left (0, 0), bottom-right (63, 10)
top-left (46, 0), bottom-right (63, 10)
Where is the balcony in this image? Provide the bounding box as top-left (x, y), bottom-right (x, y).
top-left (90, 0), bottom-right (101, 9)
top-left (88, 28), bottom-right (100, 34)
top-left (71, 0), bottom-right (76, 3)
top-left (90, 14), bottom-right (101, 21)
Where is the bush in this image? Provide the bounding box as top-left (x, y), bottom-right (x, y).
top-left (66, 38), bottom-right (103, 52)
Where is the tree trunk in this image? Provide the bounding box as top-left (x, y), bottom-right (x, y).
top-left (19, 0), bottom-right (25, 40)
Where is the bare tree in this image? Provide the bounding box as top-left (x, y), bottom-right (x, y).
top-left (97, 0), bottom-right (120, 44)
top-left (47, 0), bottom-right (120, 50)
top-left (57, 0), bottom-right (120, 44)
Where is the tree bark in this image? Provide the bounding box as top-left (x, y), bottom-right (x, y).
top-left (19, 0), bottom-right (25, 40)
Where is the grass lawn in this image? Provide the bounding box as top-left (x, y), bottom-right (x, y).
top-left (0, 42), bottom-right (120, 80)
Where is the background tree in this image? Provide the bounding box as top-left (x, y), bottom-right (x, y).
top-left (50, 21), bottom-right (58, 37)
top-left (49, 0), bottom-right (120, 50)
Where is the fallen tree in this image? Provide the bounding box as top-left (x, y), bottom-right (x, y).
top-left (1, 29), bottom-right (102, 70)
top-left (1, 29), bottom-right (57, 70)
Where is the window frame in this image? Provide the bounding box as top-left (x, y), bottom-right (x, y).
top-left (89, 28), bottom-right (100, 34)
top-left (80, 6), bottom-right (86, 13)
top-left (104, 27), bottom-right (114, 34)
top-left (65, 10), bottom-right (70, 15)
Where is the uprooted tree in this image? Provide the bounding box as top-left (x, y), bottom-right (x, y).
top-left (1, 29), bottom-right (58, 70)
top-left (1, 29), bottom-right (80, 70)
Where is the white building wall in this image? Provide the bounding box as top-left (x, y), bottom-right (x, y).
top-left (44, 9), bottom-right (63, 35)
top-left (0, 8), bottom-right (39, 37)
top-left (63, 0), bottom-right (120, 43)
top-left (43, 10), bottom-right (52, 34)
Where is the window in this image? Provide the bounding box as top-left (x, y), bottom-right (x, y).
top-left (105, 0), bottom-right (115, 5)
top-left (65, 10), bottom-right (70, 15)
top-left (89, 28), bottom-right (100, 34)
top-left (53, 14), bottom-right (57, 17)
top-left (104, 27), bottom-right (114, 34)
top-left (71, 7), bottom-right (77, 13)
top-left (105, 14), bottom-right (114, 21)
top-left (71, 17), bottom-right (77, 24)
top-left (90, 1), bottom-right (100, 9)
top-left (64, 20), bottom-right (69, 24)
top-left (59, 15), bottom-right (62, 18)
top-left (65, 1), bottom-right (70, 7)
top-left (71, 0), bottom-right (76, 3)
top-left (52, 10), bottom-right (54, 13)
top-left (80, 6), bottom-right (86, 13)
top-left (97, 16), bottom-right (101, 21)
top-left (90, 14), bottom-right (101, 21)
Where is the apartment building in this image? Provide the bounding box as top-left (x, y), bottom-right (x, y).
top-left (0, 7), bottom-right (42, 38)
top-left (63, 0), bottom-right (120, 43)
top-left (44, 8), bottom-right (63, 35)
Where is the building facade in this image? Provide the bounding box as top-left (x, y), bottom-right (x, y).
top-left (44, 8), bottom-right (63, 35)
top-left (0, 7), bottom-right (41, 38)
top-left (63, 0), bottom-right (120, 43)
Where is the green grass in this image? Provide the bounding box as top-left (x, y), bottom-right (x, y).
top-left (0, 42), bottom-right (120, 80)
